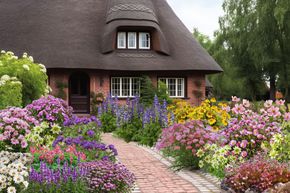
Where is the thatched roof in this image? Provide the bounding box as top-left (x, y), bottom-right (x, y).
top-left (0, 0), bottom-right (222, 73)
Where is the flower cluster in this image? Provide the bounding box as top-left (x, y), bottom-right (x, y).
top-left (0, 75), bottom-right (21, 87)
top-left (0, 107), bottom-right (38, 151)
top-left (169, 98), bottom-right (230, 131)
top-left (52, 136), bottom-right (118, 162)
top-left (156, 120), bottom-right (217, 169)
top-left (63, 115), bottom-right (102, 127)
top-left (26, 122), bottom-right (62, 147)
top-left (157, 120), bottom-right (217, 153)
top-left (80, 161), bottom-right (136, 193)
top-left (0, 151), bottom-right (33, 193)
top-left (99, 96), bottom-right (169, 129)
top-left (196, 144), bottom-right (238, 178)
top-left (29, 161), bottom-right (88, 186)
top-left (223, 154), bottom-right (290, 192)
top-left (30, 145), bottom-right (86, 167)
top-left (26, 95), bottom-right (73, 126)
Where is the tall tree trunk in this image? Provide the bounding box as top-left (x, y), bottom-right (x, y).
top-left (269, 75), bottom-right (276, 100)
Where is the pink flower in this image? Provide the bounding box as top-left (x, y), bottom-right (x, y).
top-left (231, 96), bottom-right (241, 102)
top-left (242, 99), bottom-right (250, 108)
top-left (232, 104), bottom-right (246, 114)
top-left (11, 138), bottom-right (19, 145)
top-left (21, 141), bottom-right (28, 148)
top-left (264, 100), bottom-right (273, 108)
top-left (240, 140), bottom-right (248, 148)
top-left (0, 134), bottom-right (6, 141)
top-left (241, 151), bottom-right (247, 158)
top-left (267, 106), bottom-right (281, 117)
top-left (275, 99), bottom-right (285, 106)
top-left (284, 112), bottom-right (290, 122)
top-left (229, 140), bottom-right (237, 147)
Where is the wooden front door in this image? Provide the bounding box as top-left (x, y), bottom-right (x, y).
top-left (69, 72), bottom-right (90, 114)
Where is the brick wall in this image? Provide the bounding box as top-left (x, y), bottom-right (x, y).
top-left (48, 69), bottom-right (206, 106)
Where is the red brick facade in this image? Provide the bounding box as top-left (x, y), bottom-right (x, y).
top-left (48, 69), bottom-right (205, 112)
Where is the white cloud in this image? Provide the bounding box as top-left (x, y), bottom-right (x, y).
top-left (167, 0), bottom-right (224, 38)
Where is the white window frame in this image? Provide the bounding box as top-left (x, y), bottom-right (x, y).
top-left (111, 77), bottom-right (140, 98)
top-left (139, 32), bottom-right (151, 49)
top-left (158, 78), bottom-right (185, 98)
top-left (117, 32), bottom-right (126, 49)
top-left (127, 32), bottom-right (137, 49)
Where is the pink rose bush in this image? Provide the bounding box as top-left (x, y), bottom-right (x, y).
top-left (0, 107), bottom-right (38, 152)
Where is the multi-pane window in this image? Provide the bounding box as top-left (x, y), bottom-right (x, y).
top-left (159, 78), bottom-right (185, 98)
top-left (139, 32), bottom-right (150, 49)
top-left (117, 32), bottom-right (151, 49)
top-left (111, 77), bottom-right (140, 97)
top-left (127, 32), bottom-right (137, 49)
top-left (117, 32), bottom-right (126, 49)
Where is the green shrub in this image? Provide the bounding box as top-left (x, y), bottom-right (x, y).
top-left (116, 118), bottom-right (142, 142)
top-left (0, 75), bottom-right (22, 109)
top-left (0, 50), bottom-right (48, 105)
top-left (100, 112), bottom-right (117, 133)
top-left (135, 122), bottom-right (162, 147)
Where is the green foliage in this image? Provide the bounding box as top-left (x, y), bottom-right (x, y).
top-left (115, 118), bottom-right (142, 143)
top-left (0, 75), bottom-right (22, 109)
top-left (140, 75), bottom-right (156, 106)
top-left (0, 51), bottom-right (48, 105)
top-left (162, 147), bottom-right (199, 171)
top-left (140, 76), bottom-right (172, 106)
top-left (135, 122), bottom-right (162, 147)
top-left (100, 112), bottom-right (117, 133)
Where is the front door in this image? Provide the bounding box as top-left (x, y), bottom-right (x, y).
top-left (69, 72), bottom-right (90, 114)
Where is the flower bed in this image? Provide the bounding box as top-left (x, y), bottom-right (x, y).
top-left (0, 94), bottom-right (135, 193)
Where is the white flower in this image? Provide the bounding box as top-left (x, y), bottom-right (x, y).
top-left (1, 50), bottom-right (6, 54)
top-left (22, 64), bottom-right (30, 71)
top-left (22, 52), bottom-right (28, 58)
top-left (7, 186), bottom-right (16, 193)
top-left (23, 181), bottom-right (29, 188)
top-left (9, 169), bottom-right (17, 177)
top-left (6, 51), bottom-right (14, 56)
top-left (11, 56), bottom-right (18, 60)
top-left (20, 171), bottom-right (28, 177)
top-left (13, 174), bottom-right (24, 184)
top-left (28, 56), bottom-right (34, 62)
top-left (1, 75), bottom-right (10, 81)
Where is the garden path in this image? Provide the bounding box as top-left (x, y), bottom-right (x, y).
top-left (103, 134), bottom-right (219, 193)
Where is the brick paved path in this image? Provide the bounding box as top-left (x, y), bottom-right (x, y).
top-left (102, 134), bottom-right (200, 193)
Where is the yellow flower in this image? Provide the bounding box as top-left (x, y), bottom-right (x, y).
top-left (208, 118), bottom-right (216, 125)
top-left (210, 98), bottom-right (217, 103)
top-left (212, 126), bottom-right (219, 132)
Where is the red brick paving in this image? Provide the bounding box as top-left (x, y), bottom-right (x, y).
top-left (102, 134), bottom-right (200, 193)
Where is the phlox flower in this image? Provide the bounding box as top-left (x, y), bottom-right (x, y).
top-left (267, 106), bottom-right (281, 117)
top-left (7, 186), bottom-right (16, 193)
top-left (264, 100), bottom-right (273, 108)
top-left (242, 99), bottom-right (250, 108)
top-left (275, 99), bottom-right (285, 106)
top-left (232, 104), bottom-right (245, 115)
top-left (231, 96), bottom-right (241, 102)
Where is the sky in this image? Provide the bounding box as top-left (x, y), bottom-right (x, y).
top-left (167, 0), bottom-right (224, 39)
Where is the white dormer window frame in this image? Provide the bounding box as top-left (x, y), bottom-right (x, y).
top-left (117, 32), bottom-right (126, 49)
top-left (139, 32), bottom-right (150, 49)
top-left (127, 32), bottom-right (137, 49)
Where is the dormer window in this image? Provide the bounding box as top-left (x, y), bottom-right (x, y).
top-left (117, 32), bottom-right (151, 50)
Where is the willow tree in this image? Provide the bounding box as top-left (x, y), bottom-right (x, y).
top-left (220, 0), bottom-right (290, 101)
